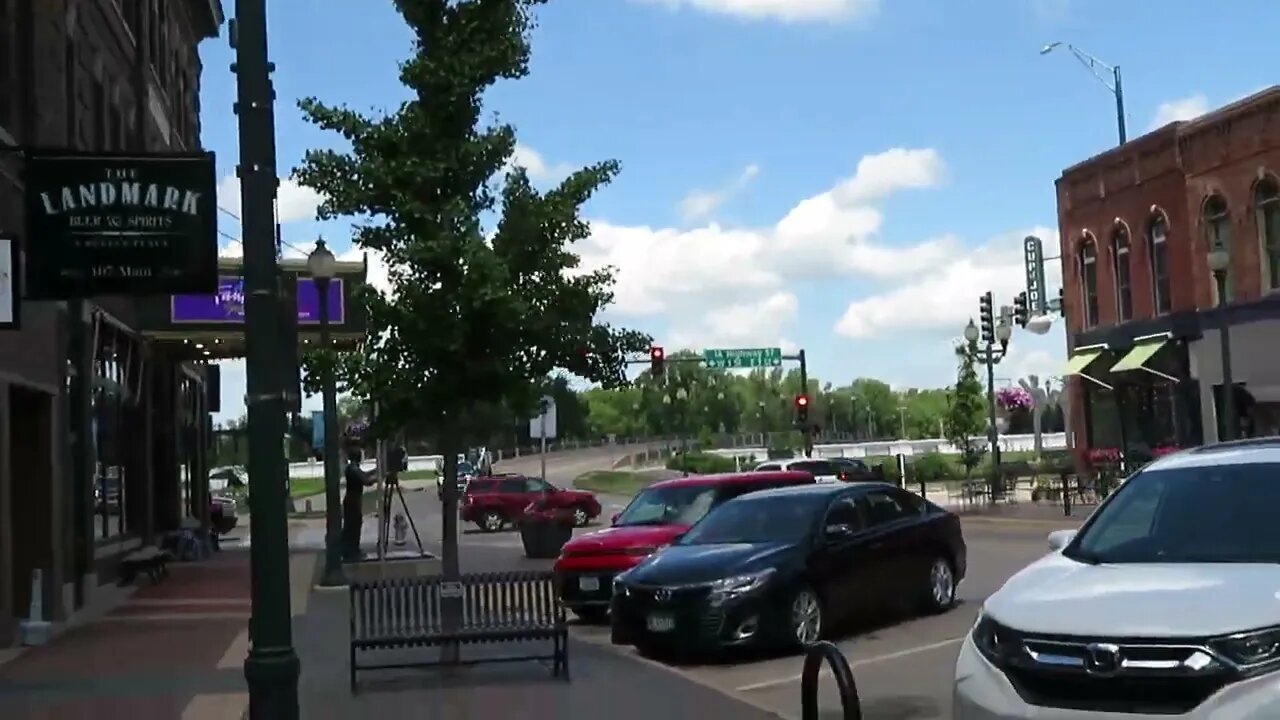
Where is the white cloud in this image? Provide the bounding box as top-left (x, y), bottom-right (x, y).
top-left (1149, 94), bottom-right (1208, 130)
top-left (216, 175), bottom-right (324, 224)
top-left (679, 164), bottom-right (759, 223)
top-left (668, 291), bottom-right (799, 353)
top-left (576, 147), bottom-right (947, 322)
top-left (509, 143), bottom-right (573, 183)
top-left (638, 0), bottom-right (878, 23)
top-left (833, 226), bottom-right (1062, 339)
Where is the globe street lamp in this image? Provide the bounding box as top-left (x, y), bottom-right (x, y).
top-left (1207, 247), bottom-right (1237, 440)
top-left (307, 238), bottom-right (345, 587)
top-left (963, 319), bottom-right (980, 344)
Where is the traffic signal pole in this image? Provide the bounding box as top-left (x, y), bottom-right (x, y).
top-left (798, 349), bottom-right (812, 457)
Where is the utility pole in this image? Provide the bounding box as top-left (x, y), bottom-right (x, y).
top-left (232, 2), bottom-right (300, 717)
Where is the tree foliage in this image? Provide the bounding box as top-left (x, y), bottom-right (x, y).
top-left (291, 0), bottom-right (649, 443)
top-left (944, 339), bottom-right (988, 476)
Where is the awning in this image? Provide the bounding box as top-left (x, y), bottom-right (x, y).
top-left (1110, 336), bottom-right (1178, 382)
top-left (1062, 346), bottom-right (1112, 389)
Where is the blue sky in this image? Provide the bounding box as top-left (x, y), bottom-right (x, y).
top-left (201, 0), bottom-right (1279, 423)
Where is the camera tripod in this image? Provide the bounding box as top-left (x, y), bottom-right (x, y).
top-left (377, 475), bottom-right (427, 558)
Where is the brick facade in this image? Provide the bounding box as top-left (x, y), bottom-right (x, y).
top-left (1056, 87), bottom-right (1280, 454)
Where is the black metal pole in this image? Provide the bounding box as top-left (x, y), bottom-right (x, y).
top-left (233, 1), bottom-right (300, 716)
top-left (985, 345), bottom-right (1002, 491)
top-left (1216, 271), bottom-right (1236, 441)
top-left (316, 277), bottom-right (345, 587)
top-left (799, 349), bottom-right (812, 457)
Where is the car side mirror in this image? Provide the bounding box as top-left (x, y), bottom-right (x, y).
top-left (1047, 529), bottom-right (1077, 552)
top-left (824, 523), bottom-right (856, 540)
top-left (610, 512), bottom-right (620, 526)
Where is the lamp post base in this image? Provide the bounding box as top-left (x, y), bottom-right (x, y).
top-left (244, 647), bottom-right (301, 720)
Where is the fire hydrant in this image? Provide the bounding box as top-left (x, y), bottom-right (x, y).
top-left (393, 513), bottom-right (408, 546)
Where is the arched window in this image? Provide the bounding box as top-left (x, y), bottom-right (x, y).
top-left (1149, 214), bottom-right (1171, 314)
top-left (1256, 178), bottom-right (1280, 291)
top-left (1204, 195), bottom-right (1233, 304)
top-left (1112, 224), bottom-right (1132, 322)
top-left (1079, 237), bottom-right (1099, 327)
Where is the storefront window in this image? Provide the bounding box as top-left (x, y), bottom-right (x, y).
top-left (93, 319), bottom-right (141, 540)
top-left (1079, 238), bottom-right (1099, 327)
top-left (178, 374), bottom-right (201, 519)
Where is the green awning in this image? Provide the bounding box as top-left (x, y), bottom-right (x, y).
top-left (1062, 349), bottom-right (1104, 376)
top-left (1110, 338), bottom-right (1168, 373)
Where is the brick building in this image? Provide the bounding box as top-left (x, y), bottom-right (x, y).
top-left (1057, 86), bottom-right (1280, 461)
top-left (0, 0), bottom-right (222, 645)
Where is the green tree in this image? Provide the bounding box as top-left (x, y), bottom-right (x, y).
top-left (293, 0), bottom-right (648, 475)
top-left (944, 339), bottom-right (987, 477)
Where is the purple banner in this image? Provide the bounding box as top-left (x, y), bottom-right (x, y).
top-left (170, 276), bottom-right (345, 324)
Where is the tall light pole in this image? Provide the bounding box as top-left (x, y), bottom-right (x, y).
top-left (233, 0), bottom-right (300, 715)
top-left (1041, 42), bottom-right (1127, 144)
top-left (898, 406), bottom-right (908, 440)
top-left (965, 307), bottom-right (1013, 477)
top-left (1208, 247), bottom-right (1237, 440)
top-left (308, 239), bottom-right (345, 587)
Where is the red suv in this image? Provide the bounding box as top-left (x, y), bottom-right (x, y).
top-left (552, 470), bottom-right (815, 622)
top-left (460, 475), bottom-right (601, 532)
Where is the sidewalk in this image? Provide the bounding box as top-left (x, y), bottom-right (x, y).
top-left (0, 549), bottom-right (317, 720)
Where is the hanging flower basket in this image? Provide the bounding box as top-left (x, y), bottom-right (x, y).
top-left (996, 387), bottom-right (1033, 412)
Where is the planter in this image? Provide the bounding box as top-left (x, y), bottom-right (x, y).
top-left (519, 509), bottom-right (574, 559)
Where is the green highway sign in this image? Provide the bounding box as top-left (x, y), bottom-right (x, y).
top-left (703, 347), bottom-right (783, 369)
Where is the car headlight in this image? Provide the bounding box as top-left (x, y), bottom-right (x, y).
top-left (708, 569), bottom-right (774, 605)
top-left (1211, 627), bottom-right (1280, 672)
top-left (970, 610), bottom-right (1021, 668)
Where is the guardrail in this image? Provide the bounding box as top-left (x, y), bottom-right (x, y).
top-left (706, 432), bottom-right (1069, 461)
top-left (802, 641), bottom-right (861, 720)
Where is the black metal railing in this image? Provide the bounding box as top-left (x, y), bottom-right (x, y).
top-left (801, 641), bottom-right (861, 720)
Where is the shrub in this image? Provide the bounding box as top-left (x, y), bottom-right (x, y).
top-left (666, 452), bottom-right (737, 475)
top-left (911, 452), bottom-right (953, 482)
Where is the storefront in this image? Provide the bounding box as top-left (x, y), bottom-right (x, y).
top-left (1190, 316), bottom-right (1280, 442)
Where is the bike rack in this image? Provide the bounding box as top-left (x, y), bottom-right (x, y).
top-left (801, 641), bottom-right (862, 720)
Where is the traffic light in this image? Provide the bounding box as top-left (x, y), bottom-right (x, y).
top-left (978, 291), bottom-right (995, 345)
top-left (795, 394), bottom-right (810, 423)
top-left (1013, 291), bottom-right (1029, 328)
top-left (650, 346), bottom-right (665, 376)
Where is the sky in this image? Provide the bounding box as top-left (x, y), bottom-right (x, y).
top-left (199, 0), bottom-right (1280, 425)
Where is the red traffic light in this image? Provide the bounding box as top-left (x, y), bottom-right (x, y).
top-left (650, 346), bottom-right (664, 360)
top-left (795, 394), bottom-right (809, 407)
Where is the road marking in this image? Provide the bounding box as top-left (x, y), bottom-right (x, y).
top-left (735, 636), bottom-right (965, 692)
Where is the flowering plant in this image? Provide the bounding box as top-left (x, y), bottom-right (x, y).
top-left (996, 386), bottom-right (1033, 411)
top-left (1151, 445), bottom-right (1181, 458)
top-left (1087, 447), bottom-right (1122, 463)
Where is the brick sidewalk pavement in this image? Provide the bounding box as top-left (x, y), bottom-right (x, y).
top-left (0, 549), bottom-right (317, 720)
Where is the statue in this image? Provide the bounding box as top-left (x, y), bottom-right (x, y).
top-left (1018, 375), bottom-right (1054, 456)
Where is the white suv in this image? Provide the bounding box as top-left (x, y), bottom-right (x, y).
top-left (954, 439), bottom-right (1280, 718)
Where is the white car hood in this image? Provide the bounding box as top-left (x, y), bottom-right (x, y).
top-left (986, 552), bottom-right (1280, 637)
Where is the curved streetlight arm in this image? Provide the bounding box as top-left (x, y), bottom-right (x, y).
top-left (1042, 41), bottom-right (1127, 143)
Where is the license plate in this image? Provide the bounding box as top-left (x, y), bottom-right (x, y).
top-left (646, 613), bottom-right (675, 633)
top-left (578, 576), bottom-right (600, 592)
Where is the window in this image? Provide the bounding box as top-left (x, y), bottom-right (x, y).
top-left (755, 463), bottom-right (781, 472)
top-left (1204, 195), bottom-right (1233, 304)
top-left (523, 477), bottom-right (549, 493)
top-left (823, 497), bottom-right (863, 532)
top-left (679, 492), bottom-right (825, 545)
top-left (1149, 215), bottom-right (1171, 314)
top-left (496, 479), bottom-right (525, 494)
top-left (1079, 238), bottom-right (1099, 327)
top-left (614, 484), bottom-right (718, 527)
top-left (1256, 178), bottom-right (1280, 291)
top-left (93, 322), bottom-right (142, 540)
top-left (860, 490), bottom-right (911, 526)
top-left (1112, 225), bottom-right (1132, 321)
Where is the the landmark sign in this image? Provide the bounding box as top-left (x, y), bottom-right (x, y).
top-left (1023, 235), bottom-right (1047, 315)
top-left (0, 235), bottom-right (18, 329)
top-left (23, 150), bottom-right (218, 298)
top-left (170, 276), bottom-right (345, 324)
top-left (703, 347), bottom-right (783, 369)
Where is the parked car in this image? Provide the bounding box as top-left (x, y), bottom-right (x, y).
top-left (955, 439), bottom-right (1280, 719)
top-left (210, 494), bottom-right (239, 535)
top-left (611, 482), bottom-right (965, 655)
top-left (460, 475), bottom-right (600, 532)
top-left (827, 457), bottom-right (880, 482)
top-left (554, 470), bottom-right (815, 623)
top-left (437, 459), bottom-right (477, 500)
top-left (753, 458), bottom-right (853, 483)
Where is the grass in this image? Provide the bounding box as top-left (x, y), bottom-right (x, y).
top-left (575, 470), bottom-right (653, 497)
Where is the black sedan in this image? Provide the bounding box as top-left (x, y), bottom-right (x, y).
top-left (610, 482), bottom-right (966, 654)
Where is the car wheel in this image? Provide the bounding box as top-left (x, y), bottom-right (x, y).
top-left (788, 585), bottom-right (824, 647)
top-left (480, 511), bottom-right (505, 533)
top-left (921, 556), bottom-right (956, 614)
top-left (572, 607), bottom-right (609, 624)
top-left (572, 506), bottom-right (590, 527)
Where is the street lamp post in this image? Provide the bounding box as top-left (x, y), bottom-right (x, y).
top-left (1041, 42), bottom-right (1127, 144)
top-left (897, 406), bottom-right (908, 440)
top-left (964, 316), bottom-right (1013, 475)
top-left (308, 239), bottom-right (345, 588)
top-left (233, 0), bottom-right (300, 714)
top-left (1208, 247), bottom-right (1237, 440)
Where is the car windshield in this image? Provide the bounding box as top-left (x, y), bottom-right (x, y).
top-left (615, 484), bottom-right (719, 526)
top-left (1067, 461), bottom-right (1280, 564)
top-left (679, 492), bottom-right (824, 545)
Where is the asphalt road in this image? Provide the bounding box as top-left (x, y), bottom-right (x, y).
top-left (567, 515), bottom-right (1083, 720)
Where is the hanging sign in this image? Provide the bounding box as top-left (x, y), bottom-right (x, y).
top-left (0, 235), bottom-right (18, 329)
top-left (1023, 235), bottom-right (1047, 315)
top-left (170, 276), bottom-right (345, 323)
top-left (23, 150), bottom-right (218, 298)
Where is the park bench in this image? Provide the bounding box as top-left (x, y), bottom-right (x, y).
top-left (348, 570), bottom-right (569, 693)
top-left (118, 545), bottom-right (172, 585)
